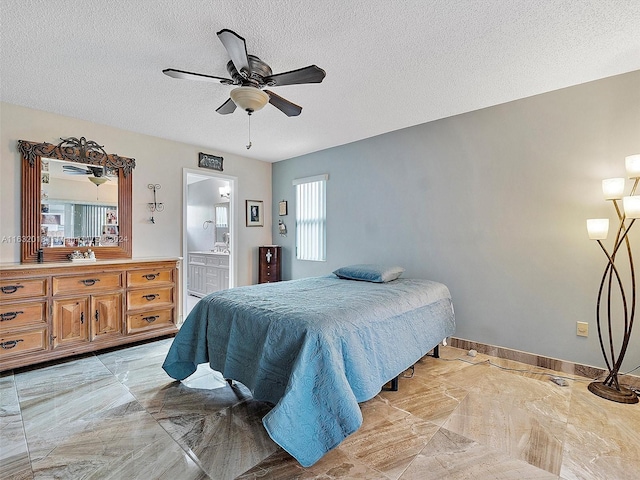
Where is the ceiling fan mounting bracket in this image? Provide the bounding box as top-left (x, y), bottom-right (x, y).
top-left (226, 56), bottom-right (272, 89)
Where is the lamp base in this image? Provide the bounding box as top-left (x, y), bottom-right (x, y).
top-left (588, 381), bottom-right (638, 404)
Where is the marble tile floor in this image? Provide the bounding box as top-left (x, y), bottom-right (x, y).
top-left (1, 339), bottom-right (639, 480)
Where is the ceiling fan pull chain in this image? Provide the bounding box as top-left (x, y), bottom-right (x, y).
top-left (246, 113), bottom-right (252, 150)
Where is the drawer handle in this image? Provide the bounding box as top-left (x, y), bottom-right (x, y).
top-left (143, 273), bottom-right (159, 281)
top-left (142, 294), bottom-right (158, 301)
top-left (80, 312), bottom-right (84, 324)
top-left (1, 339), bottom-right (24, 349)
top-left (80, 279), bottom-right (100, 286)
top-left (0, 311), bottom-right (24, 321)
top-left (142, 315), bottom-right (159, 323)
top-left (1, 285), bottom-right (24, 294)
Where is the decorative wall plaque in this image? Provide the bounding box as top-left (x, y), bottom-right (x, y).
top-left (198, 152), bottom-right (224, 171)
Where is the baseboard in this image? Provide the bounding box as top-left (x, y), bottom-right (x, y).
top-left (449, 337), bottom-right (640, 389)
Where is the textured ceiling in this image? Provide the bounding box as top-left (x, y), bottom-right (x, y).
top-left (2, 1), bottom-right (639, 163)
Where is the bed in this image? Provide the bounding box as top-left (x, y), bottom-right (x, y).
top-left (162, 267), bottom-right (455, 467)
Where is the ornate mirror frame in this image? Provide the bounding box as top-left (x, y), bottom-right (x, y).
top-left (18, 137), bottom-right (136, 263)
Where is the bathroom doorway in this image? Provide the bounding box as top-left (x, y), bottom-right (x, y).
top-left (183, 169), bottom-right (236, 319)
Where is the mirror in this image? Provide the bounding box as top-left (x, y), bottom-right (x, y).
top-left (214, 202), bottom-right (230, 251)
top-left (214, 203), bottom-right (229, 243)
top-left (41, 158), bottom-right (119, 248)
top-left (19, 137), bottom-right (135, 262)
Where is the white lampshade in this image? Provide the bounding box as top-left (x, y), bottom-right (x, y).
top-left (602, 178), bottom-right (625, 200)
top-left (623, 196), bottom-right (640, 219)
top-left (626, 154), bottom-right (640, 179)
top-left (587, 219), bottom-right (609, 240)
top-left (88, 177), bottom-right (108, 186)
top-left (219, 185), bottom-right (230, 197)
top-left (229, 87), bottom-right (269, 113)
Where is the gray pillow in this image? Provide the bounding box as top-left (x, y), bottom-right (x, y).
top-left (332, 264), bottom-right (405, 283)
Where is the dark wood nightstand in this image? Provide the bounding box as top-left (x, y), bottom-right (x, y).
top-left (258, 246), bottom-right (281, 284)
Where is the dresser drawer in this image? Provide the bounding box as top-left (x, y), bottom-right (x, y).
top-left (126, 308), bottom-right (174, 334)
top-left (53, 272), bottom-right (122, 295)
top-left (0, 278), bottom-right (47, 300)
top-left (126, 287), bottom-right (174, 310)
top-left (0, 328), bottom-right (47, 357)
top-left (259, 264), bottom-right (280, 282)
top-left (205, 255), bottom-right (229, 267)
top-left (0, 301), bottom-right (47, 331)
top-left (189, 254), bottom-right (206, 265)
top-left (126, 268), bottom-right (174, 287)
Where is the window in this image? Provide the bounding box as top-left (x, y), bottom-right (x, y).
top-left (294, 174), bottom-right (328, 261)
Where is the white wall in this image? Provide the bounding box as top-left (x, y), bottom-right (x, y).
top-left (272, 71), bottom-right (640, 371)
top-left (0, 102), bottom-right (273, 286)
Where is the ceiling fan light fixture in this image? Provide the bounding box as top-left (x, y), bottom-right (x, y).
top-left (88, 176), bottom-right (108, 186)
top-left (229, 87), bottom-right (269, 113)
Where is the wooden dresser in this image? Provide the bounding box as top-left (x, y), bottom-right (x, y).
top-left (0, 258), bottom-right (180, 371)
top-left (258, 246), bottom-right (281, 284)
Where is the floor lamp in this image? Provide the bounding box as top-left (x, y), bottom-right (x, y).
top-left (586, 154), bottom-right (640, 404)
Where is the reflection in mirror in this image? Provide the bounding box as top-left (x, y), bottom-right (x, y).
top-left (40, 158), bottom-right (119, 248)
top-left (214, 202), bottom-right (230, 250)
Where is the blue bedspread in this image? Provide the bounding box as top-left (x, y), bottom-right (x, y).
top-left (162, 275), bottom-right (455, 466)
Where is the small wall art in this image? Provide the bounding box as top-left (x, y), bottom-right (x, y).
top-left (279, 200), bottom-right (288, 216)
top-left (198, 152), bottom-right (224, 171)
top-left (246, 200), bottom-right (264, 227)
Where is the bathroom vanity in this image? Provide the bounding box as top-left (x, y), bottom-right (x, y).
top-left (187, 252), bottom-right (230, 297)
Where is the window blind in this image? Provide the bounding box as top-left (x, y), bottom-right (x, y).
top-left (215, 205), bottom-right (228, 227)
top-left (294, 175), bottom-right (327, 261)
top-left (75, 204), bottom-right (113, 237)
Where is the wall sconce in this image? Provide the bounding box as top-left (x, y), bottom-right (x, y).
top-left (148, 184), bottom-right (164, 224)
top-left (219, 185), bottom-right (231, 198)
top-left (585, 154), bottom-right (639, 404)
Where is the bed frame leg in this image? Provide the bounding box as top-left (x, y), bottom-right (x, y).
top-left (383, 376), bottom-right (399, 391)
top-left (426, 344), bottom-right (440, 358)
top-left (383, 344), bottom-right (440, 393)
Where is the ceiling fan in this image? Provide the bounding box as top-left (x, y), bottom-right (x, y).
top-left (163, 29), bottom-right (326, 118)
top-left (62, 165), bottom-right (110, 186)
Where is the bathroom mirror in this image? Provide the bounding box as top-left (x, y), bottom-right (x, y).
top-left (19, 138), bottom-right (135, 263)
top-left (214, 203), bottom-right (230, 245)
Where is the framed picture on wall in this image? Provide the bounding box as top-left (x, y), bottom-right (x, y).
top-left (102, 225), bottom-right (118, 235)
top-left (246, 200), bottom-right (264, 227)
top-left (105, 209), bottom-right (118, 225)
top-left (198, 152), bottom-right (224, 171)
top-left (41, 213), bottom-right (61, 225)
top-left (279, 200), bottom-right (288, 216)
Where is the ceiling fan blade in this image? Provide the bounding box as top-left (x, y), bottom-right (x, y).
top-left (216, 97), bottom-right (237, 115)
top-left (217, 29), bottom-right (250, 76)
top-left (163, 68), bottom-right (232, 84)
top-left (264, 65), bottom-right (326, 87)
top-left (62, 165), bottom-right (90, 175)
top-left (264, 90), bottom-right (302, 117)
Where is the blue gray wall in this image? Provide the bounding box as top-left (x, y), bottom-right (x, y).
top-left (272, 71), bottom-right (640, 370)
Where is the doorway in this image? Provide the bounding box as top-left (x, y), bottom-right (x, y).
top-left (183, 169), bottom-right (236, 319)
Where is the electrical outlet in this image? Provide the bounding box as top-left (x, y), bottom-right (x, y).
top-left (577, 321), bottom-right (589, 337)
